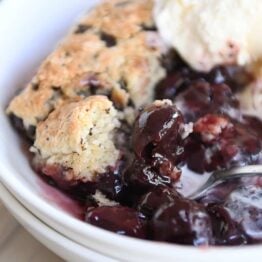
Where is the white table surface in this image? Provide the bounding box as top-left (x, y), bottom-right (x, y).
top-left (0, 202), bottom-right (63, 262)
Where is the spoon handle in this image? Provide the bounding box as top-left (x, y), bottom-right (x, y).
top-left (189, 165), bottom-right (262, 200)
top-left (212, 165), bottom-right (262, 181)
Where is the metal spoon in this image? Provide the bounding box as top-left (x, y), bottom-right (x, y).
top-left (188, 165), bottom-right (262, 200)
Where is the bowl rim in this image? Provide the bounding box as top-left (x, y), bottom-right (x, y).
top-left (0, 182), bottom-right (117, 262)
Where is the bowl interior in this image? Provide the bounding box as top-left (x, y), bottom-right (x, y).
top-left (0, 0), bottom-right (261, 261)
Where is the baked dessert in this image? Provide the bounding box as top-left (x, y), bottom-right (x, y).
top-left (7, 0), bottom-right (167, 131)
top-left (7, 0), bottom-right (262, 246)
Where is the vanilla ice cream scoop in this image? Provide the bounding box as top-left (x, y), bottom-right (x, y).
top-left (154, 0), bottom-right (262, 71)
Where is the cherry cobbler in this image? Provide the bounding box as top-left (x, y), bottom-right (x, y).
top-left (7, 0), bottom-right (262, 246)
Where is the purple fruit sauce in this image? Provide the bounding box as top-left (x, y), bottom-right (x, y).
top-left (11, 55), bottom-right (262, 246)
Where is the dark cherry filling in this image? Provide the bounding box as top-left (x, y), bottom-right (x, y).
top-left (204, 65), bottom-right (253, 92)
top-left (155, 67), bottom-right (193, 100)
top-left (123, 103), bottom-right (186, 195)
top-left (155, 57), bottom-right (261, 174)
top-left (34, 163), bottom-right (97, 201)
top-left (155, 58), bottom-right (252, 101)
top-left (137, 186), bottom-right (181, 218)
top-left (133, 102), bottom-right (185, 164)
top-left (82, 62), bottom-right (261, 245)
top-left (12, 53), bottom-right (262, 246)
top-left (96, 159), bottom-right (127, 201)
top-left (207, 204), bottom-right (248, 245)
top-left (85, 206), bottom-right (147, 238)
top-left (186, 114), bottom-right (262, 173)
top-left (123, 159), bottom-right (177, 197)
top-left (151, 198), bottom-right (213, 246)
top-left (174, 81), bottom-right (240, 123)
top-left (9, 114), bottom-right (35, 141)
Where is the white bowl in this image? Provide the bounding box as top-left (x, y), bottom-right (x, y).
top-left (0, 182), bottom-right (117, 262)
top-left (0, 0), bottom-right (261, 261)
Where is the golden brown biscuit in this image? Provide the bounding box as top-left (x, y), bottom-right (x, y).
top-left (7, 0), bottom-right (168, 130)
top-left (31, 96), bottom-right (120, 182)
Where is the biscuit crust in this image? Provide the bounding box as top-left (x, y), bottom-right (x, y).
top-left (32, 96), bottom-right (120, 181)
top-left (7, 0), bottom-right (168, 129)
